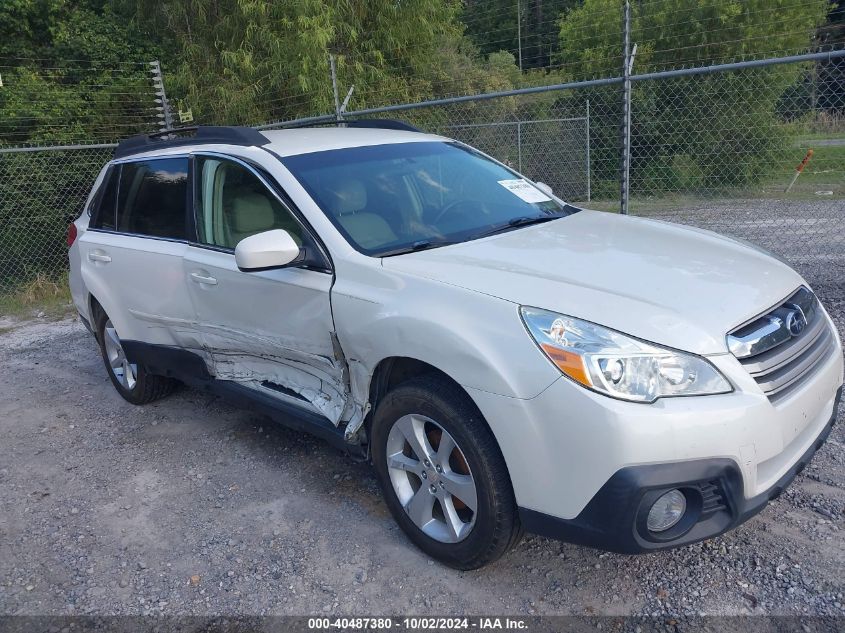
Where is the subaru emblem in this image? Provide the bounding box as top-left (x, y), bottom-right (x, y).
top-left (785, 310), bottom-right (806, 337)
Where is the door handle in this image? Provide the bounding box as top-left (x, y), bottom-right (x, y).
top-left (88, 252), bottom-right (111, 263)
top-left (190, 272), bottom-right (218, 286)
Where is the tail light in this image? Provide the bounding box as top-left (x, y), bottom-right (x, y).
top-left (67, 222), bottom-right (78, 247)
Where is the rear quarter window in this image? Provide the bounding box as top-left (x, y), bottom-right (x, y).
top-left (115, 158), bottom-right (188, 240)
top-left (89, 166), bottom-right (119, 230)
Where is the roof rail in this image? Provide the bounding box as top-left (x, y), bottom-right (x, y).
top-left (114, 126), bottom-right (269, 159)
top-left (344, 119), bottom-right (422, 133)
top-left (269, 118), bottom-right (423, 133)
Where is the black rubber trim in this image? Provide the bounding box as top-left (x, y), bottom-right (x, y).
top-left (78, 313), bottom-right (94, 336)
top-left (120, 340), bottom-right (365, 459)
top-left (114, 126), bottom-right (269, 159)
top-left (520, 385), bottom-right (842, 554)
top-left (345, 119), bottom-right (422, 132)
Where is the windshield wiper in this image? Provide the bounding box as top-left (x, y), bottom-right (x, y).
top-left (378, 214), bottom-right (563, 257)
top-left (471, 214), bottom-right (562, 240)
top-left (378, 239), bottom-right (461, 258)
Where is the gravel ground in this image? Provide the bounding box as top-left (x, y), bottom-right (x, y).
top-left (0, 307), bottom-right (843, 619)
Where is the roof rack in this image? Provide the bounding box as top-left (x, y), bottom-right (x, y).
top-left (267, 118), bottom-right (423, 133)
top-left (114, 126), bottom-right (269, 159)
top-left (344, 119), bottom-right (422, 133)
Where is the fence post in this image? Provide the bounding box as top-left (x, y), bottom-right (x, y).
top-left (619, 0), bottom-right (632, 214)
top-left (517, 0), bottom-right (523, 71)
top-left (330, 54), bottom-right (343, 123)
top-left (517, 121), bottom-right (523, 172)
top-left (149, 61), bottom-right (173, 132)
top-left (586, 99), bottom-right (591, 202)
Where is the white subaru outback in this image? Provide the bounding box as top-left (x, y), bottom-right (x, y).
top-left (68, 123), bottom-right (843, 569)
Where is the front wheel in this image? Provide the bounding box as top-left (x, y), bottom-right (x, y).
top-left (371, 375), bottom-right (522, 569)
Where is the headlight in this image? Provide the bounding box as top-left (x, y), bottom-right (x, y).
top-left (520, 307), bottom-right (732, 403)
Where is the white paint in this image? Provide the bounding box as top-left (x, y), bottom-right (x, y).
top-left (234, 229), bottom-right (301, 271)
top-left (381, 210), bottom-right (808, 355)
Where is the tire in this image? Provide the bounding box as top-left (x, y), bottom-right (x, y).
top-left (94, 308), bottom-right (177, 405)
top-left (371, 374), bottom-right (523, 569)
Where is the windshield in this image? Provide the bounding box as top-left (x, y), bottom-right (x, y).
top-left (281, 141), bottom-right (579, 256)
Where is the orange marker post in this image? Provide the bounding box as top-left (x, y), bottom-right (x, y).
top-left (785, 148), bottom-right (813, 193)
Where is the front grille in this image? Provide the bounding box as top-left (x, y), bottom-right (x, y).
top-left (727, 287), bottom-right (836, 404)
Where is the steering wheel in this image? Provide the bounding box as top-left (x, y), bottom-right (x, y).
top-left (431, 199), bottom-right (482, 225)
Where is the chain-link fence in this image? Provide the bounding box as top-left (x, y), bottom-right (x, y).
top-left (335, 62), bottom-right (844, 285)
top-left (624, 65), bottom-right (845, 294)
top-left (0, 146), bottom-right (116, 290)
top-left (442, 113), bottom-right (592, 201)
top-left (1, 1), bottom-right (843, 298)
top-left (0, 59), bottom-right (163, 293)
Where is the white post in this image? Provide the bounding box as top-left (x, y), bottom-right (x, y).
top-left (330, 54), bottom-right (342, 123)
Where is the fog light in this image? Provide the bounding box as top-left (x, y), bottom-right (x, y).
top-left (647, 489), bottom-right (686, 532)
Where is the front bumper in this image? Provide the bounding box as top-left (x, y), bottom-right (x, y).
top-left (519, 385), bottom-right (842, 553)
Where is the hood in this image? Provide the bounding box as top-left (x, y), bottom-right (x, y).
top-left (381, 210), bottom-right (805, 355)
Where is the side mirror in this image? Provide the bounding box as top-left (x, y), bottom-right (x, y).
top-left (535, 182), bottom-right (554, 197)
top-left (235, 229), bottom-right (302, 272)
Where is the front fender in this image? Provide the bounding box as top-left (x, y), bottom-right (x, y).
top-left (331, 264), bottom-right (561, 405)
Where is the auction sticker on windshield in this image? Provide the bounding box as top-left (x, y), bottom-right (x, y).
top-left (497, 179), bottom-right (552, 203)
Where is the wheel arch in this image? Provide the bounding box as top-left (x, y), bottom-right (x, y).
top-left (363, 356), bottom-right (508, 465)
top-left (367, 357), bottom-right (461, 412)
top-left (89, 293), bottom-right (104, 324)
top-left (81, 276), bottom-right (130, 341)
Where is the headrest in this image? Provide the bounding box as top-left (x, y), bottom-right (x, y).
top-left (230, 193), bottom-right (275, 233)
top-left (327, 178), bottom-right (367, 216)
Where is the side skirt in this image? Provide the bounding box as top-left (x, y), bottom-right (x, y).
top-left (121, 340), bottom-right (367, 460)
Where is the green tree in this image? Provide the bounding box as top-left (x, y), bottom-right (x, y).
top-left (0, 0), bottom-right (160, 145)
top-left (558, 0), bottom-right (828, 79)
top-left (462, 0), bottom-right (577, 70)
top-left (0, 1), bottom-right (160, 290)
top-left (123, 0), bottom-right (498, 126)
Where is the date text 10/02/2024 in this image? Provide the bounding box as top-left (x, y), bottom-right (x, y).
top-left (307, 617), bottom-right (529, 630)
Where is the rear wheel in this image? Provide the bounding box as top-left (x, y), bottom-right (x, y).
top-left (371, 375), bottom-right (522, 569)
top-left (95, 309), bottom-right (177, 405)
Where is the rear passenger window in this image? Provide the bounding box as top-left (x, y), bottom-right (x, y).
top-left (194, 156), bottom-right (304, 249)
top-left (90, 166), bottom-right (118, 230)
top-left (116, 158), bottom-right (188, 240)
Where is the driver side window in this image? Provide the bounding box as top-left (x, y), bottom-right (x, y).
top-left (194, 156), bottom-right (304, 250)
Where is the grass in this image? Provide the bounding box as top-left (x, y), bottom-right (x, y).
top-left (582, 134), bottom-right (845, 216)
top-left (793, 131), bottom-right (845, 143)
top-left (0, 274), bottom-right (75, 322)
top-left (778, 140), bottom-right (845, 195)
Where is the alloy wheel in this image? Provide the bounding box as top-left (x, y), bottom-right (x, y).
top-left (385, 414), bottom-right (478, 543)
top-left (103, 319), bottom-right (137, 390)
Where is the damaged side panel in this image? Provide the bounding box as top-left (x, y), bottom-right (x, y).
top-left (180, 245), bottom-right (364, 430)
top-left (200, 324), bottom-right (365, 425)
